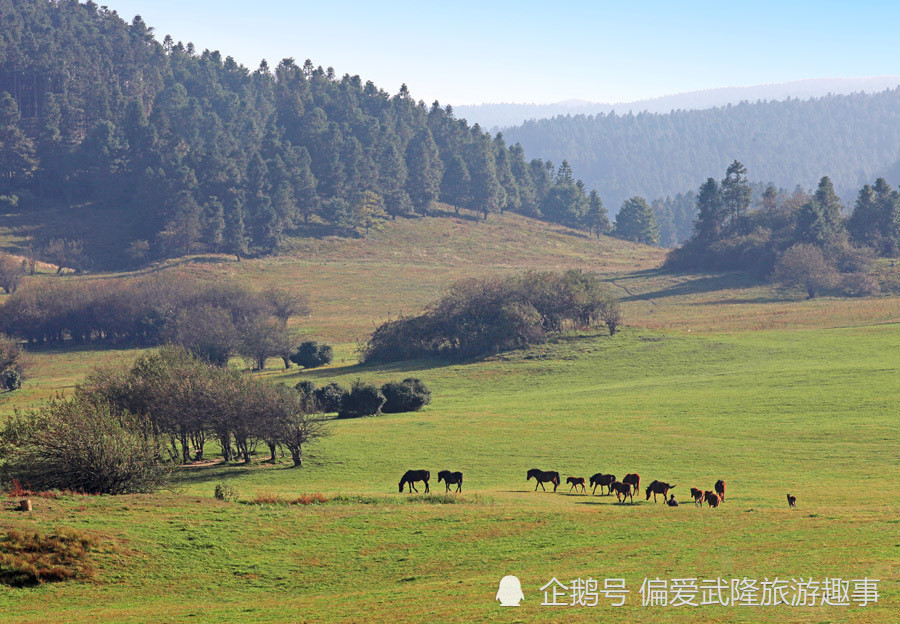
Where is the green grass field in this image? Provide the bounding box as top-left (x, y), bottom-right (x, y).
top-left (0, 212), bottom-right (897, 623)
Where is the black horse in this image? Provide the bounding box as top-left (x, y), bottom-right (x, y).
top-left (645, 480), bottom-right (676, 502)
top-left (399, 469), bottom-right (430, 493)
top-left (610, 481), bottom-right (633, 503)
top-left (526, 468), bottom-right (560, 492)
top-left (590, 473), bottom-right (616, 495)
top-left (438, 470), bottom-right (463, 492)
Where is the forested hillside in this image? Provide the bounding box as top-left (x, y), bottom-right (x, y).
top-left (0, 0), bottom-right (605, 268)
top-left (502, 90), bottom-right (900, 213)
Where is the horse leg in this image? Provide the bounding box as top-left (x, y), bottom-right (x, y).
top-left (456, 482), bottom-right (461, 493)
top-left (412, 483), bottom-right (418, 493)
top-left (424, 480), bottom-right (429, 493)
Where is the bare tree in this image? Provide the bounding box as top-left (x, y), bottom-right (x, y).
top-left (0, 253), bottom-right (24, 293)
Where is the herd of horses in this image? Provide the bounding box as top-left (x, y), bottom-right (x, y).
top-left (528, 469), bottom-right (725, 507)
top-left (400, 468), bottom-right (797, 508)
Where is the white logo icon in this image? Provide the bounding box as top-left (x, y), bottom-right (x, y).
top-left (496, 575), bottom-right (524, 606)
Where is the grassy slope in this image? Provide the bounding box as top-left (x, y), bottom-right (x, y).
top-left (0, 210), bottom-right (898, 623)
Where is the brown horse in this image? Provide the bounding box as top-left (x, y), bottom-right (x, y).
top-left (715, 479), bottom-right (726, 502)
top-left (610, 481), bottom-right (634, 503)
top-left (590, 473), bottom-right (616, 495)
top-left (399, 470), bottom-right (430, 493)
top-left (623, 473), bottom-right (640, 494)
top-left (438, 470), bottom-right (463, 493)
top-left (645, 480), bottom-right (676, 502)
top-left (527, 469), bottom-right (560, 492)
top-left (690, 487), bottom-right (704, 506)
top-left (703, 490), bottom-right (720, 508)
top-left (787, 493), bottom-right (797, 508)
top-left (567, 476), bottom-right (586, 493)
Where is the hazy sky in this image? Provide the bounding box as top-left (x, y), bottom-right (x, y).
top-left (102, 0), bottom-right (900, 106)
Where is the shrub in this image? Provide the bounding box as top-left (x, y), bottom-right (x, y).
top-left (381, 378), bottom-right (431, 413)
top-left (289, 341), bottom-right (333, 369)
top-left (0, 395), bottom-right (172, 494)
top-left (0, 528), bottom-right (96, 587)
top-left (840, 272), bottom-right (881, 297)
top-left (314, 382), bottom-right (347, 413)
top-left (294, 380), bottom-right (316, 400)
top-left (772, 243), bottom-right (838, 298)
top-left (213, 483), bottom-right (238, 502)
top-left (0, 368), bottom-right (22, 391)
top-left (0, 335), bottom-right (25, 392)
top-left (337, 380), bottom-right (385, 418)
top-left (361, 270), bottom-right (621, 363)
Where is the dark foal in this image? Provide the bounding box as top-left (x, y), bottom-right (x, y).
top-left (438, 470), bottom-right (463, 492)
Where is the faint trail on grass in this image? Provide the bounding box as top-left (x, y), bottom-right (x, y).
top-left (609, 277), bottom-right (657, 307)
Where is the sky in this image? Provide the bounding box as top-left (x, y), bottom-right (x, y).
top-left (102, 0), bottom-right (900, 106)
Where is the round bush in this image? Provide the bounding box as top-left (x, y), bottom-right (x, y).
top-left (315, 382), bottom-right (347, 413)
top-left (381, 378), bottom-right (431, 413)
top-left (289, 341), bottom-right (334, 369)
top-left (337, 381), bottom-right (385, 419)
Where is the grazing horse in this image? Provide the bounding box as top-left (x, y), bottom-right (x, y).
top-left (787, 493), bottom-right (797, 508)
top-left (690, 487), bottom-right (704, 506)
top-left (590, 473), bottom-right (616, 495)
top-left (527, 469), bottom-right (560, 492)
top-left (399, 469), bottom-right (430, 493)
top-left (438, 470), bottom-right (463, 493)
top-left (623, 473), bottom-right (640, 495)
top-left (567, 476), bottom-right (586, 493)
top-left (715, 479), bottom-right (726, 502)
top-left (703, 490), bottom-right (720, 508)
top-left (610, 481), bottom-right (634, 503)
top-left (645, 480), bottom-right (676, 502)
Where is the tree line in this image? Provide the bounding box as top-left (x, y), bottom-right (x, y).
top-left (0, 0), bottom-right (613, 268)
top-left (362, 270), bottom-right (622, 363)
top-left (666, 161), bottom-right (898, 296)
top-left (0, 274), bottom-right (313, 368)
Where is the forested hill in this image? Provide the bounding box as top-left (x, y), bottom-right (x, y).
top-left (502, 89), bottom-right (900, 212)
top-left (0, 0), bottom-right (604, 268)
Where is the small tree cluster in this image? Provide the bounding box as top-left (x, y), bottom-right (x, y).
top-left (0, 276), bottom-right (308, 368)
top-left (85, 347), bottom-right (328, 466)
top-left (0, 252), bottom-right (24, 293)
top-left (361, 270), bottom-right (622, 363)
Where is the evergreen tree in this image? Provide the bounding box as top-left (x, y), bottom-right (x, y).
top-left (721, 160), bottom-right (751, 235)
top-left (405, 128), bottom-right (443, 213)
top-left (0, 92), bottom-right (38, 194)
top-left (584, 190), bottom-right (611, 237)
top-left (440, 154), bottom-right (471, 214)
top-left (202, 196), bottom-right (226, 251)
top-left (224, 196), bottom-right (250, 260)
top-left (693, 178), bottom-right (725, 243)
top-left (469, 137), bottom-right (502, 219)
top-left (613, 196), bottom-right (660, 245)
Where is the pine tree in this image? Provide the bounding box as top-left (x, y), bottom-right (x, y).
top-left (693, 178), bottom-right (725, 243)
top-left (440, 154), bottom-right (471, 214)
top-left (0, 92), bottom-right (38, 194)
top-left (224, 196), bottom-right (250, 260)
top-left (585, 190), bottom-right (610, 237)
top-left (613, 196), bottom-right (659, 245)
top-left (721, 160), bottom-right (751, 235)
top-left (405, 128), bottom-right (443, 213)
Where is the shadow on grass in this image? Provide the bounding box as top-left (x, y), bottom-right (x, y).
top-left (618, 273), bottom-right (759, 302)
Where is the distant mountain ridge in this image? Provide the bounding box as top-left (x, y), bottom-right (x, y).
top-left (455, 77), bottom-right (900, 130)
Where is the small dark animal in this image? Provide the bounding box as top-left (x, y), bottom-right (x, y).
top-left (623, 473), bottom-right (640, 494)
top-left (610, 481), bottom-right (634, 503)
top-left (438, 470), bottom-right (463, 493)
top-left (567, 476), bottom-right (586, 493)
top-left (704, 490), bottom-right (719, 508)
top-left (715, 479), bottom-right (726, 502)
top-left (399, 469), bottom-right (430, 493)
top-left (787, 493), bottom-right (797, 508)
top-left (690, 487), bottom-right (704, 506)
top-left (527, 469), bottom-right (560, 492)
top-left (590, 473), bottom-right (616, 495)
top-left (666, 494), bottom-right (679, 507)
top-left (645, 480), bottom-right (676, 503)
